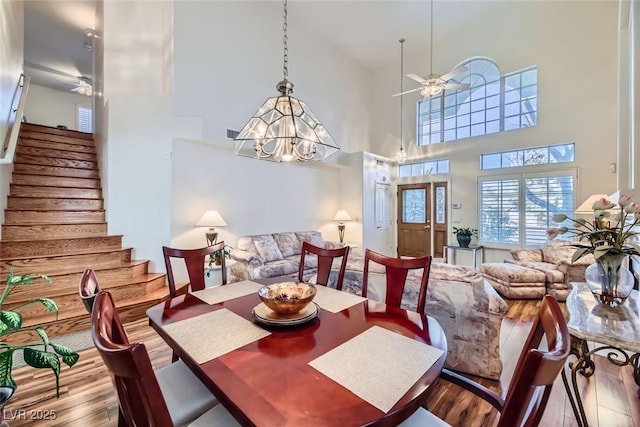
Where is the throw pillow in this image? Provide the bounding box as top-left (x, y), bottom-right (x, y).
top-left (255, 238), bottom-right (284, 263)
top-left (273, 232), bottom-right (301, 257)
top-left (295, 231), bottom-right (324, 248)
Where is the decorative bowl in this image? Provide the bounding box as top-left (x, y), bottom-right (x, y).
top-left (258, 282), bottom-right (317, 315)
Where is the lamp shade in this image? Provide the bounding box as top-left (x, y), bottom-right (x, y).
top-left (195, 210), bottom-right (227, 227)
top-left (333, 210), bottom-right (352, 222)
top-left (574, 194), bottom-right (609, 214)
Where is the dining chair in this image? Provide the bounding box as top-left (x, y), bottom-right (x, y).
top-left (399, 294), bottom-right (571, 427)
top-left (163, 242), bottom-right (227, 298)
top-left (79, 268), bottom-right (101, 314)
top-left (298, 242), bottom-right (349, 290)
top-left (91, 290), bottom-right (239, 427)
top-left (361, 249), bottom-right (432, 314)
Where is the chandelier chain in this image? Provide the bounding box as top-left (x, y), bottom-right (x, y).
top-left (282, 0), bottom-right (289, 81)
top-left (429, 0), bottom-right (434, 76)
top-left (400, 38), bottom-right (404, 151)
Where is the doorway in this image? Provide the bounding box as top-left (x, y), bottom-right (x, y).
top-left (397, 182), bottom-right (448, 258)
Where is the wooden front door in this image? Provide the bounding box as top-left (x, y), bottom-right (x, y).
top-left (397, 184), bottom-right (431, 257)
top-left (397, 182), bottom-right (448, 258)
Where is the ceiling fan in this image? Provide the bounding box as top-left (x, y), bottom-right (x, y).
top-left (71, 79), bottom-right (92, 96)
top-left (393, 0), bottom-right (470, 98)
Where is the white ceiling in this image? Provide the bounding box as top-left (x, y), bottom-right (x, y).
top-left (24, 0), bottom-right (489, 92)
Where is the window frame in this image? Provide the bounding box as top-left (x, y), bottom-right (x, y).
top-left (478, 168), bottom-right (577, 249)
top-left (417, 58), bottom-right (537, 146)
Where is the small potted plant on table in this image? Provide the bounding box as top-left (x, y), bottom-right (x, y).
top-left (205, 245), bottom-right (233, 286)
top-left (453, 227), bottom-right (478, 248)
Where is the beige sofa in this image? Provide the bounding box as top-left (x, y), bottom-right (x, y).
top-left (482, 240), bottom-right (594, 301)
top-left (228, 231), bottom-right (343, 282)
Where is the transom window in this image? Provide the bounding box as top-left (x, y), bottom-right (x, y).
top-left (398, 159), bottom-right (449, 178)
top-left (418, 57), bottom-right (537, 145)
top-left (481, 143), bottom-right (575, 170)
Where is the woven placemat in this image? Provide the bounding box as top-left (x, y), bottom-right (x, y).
top-left (161, 308), bottom-right (270, 364)
top-left (313, 285), bottom-right (366, 313)
top-left (308, 325), bottom-right (444, 413)
top-left (191, 280), bottom-right (263, 305)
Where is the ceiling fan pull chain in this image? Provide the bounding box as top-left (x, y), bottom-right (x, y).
top-left (400, 38), bottom-right (404, 152)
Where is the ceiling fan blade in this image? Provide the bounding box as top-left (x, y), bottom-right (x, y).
top-left (406, 73), bottom-right (427, 84)
top-left (440, 66), bottom-right (469, 82)
top-left (444, 82), bottom-right (470, 91)
top-left (392, 88), bottom-right (421, 97)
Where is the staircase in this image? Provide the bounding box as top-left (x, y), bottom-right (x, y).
top-left (0, 123), bottom-right (170, 344)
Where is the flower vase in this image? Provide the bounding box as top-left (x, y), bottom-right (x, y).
top-left (456, 235), bottom-right (471, 248)
top-left (585, 254), bottom-right (634, 307)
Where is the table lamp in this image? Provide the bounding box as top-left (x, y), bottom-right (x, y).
top-left (332, 210), bottom-right (352, 243)
top-left (196, 210), bottom-right (227, 246)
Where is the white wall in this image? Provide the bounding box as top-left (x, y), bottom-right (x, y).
top-left (167, 1), bottom-right (371, 257)
top-left (172, 1), bottom-right (371, 153)
top-left (24, 84), bottom-right (91, 131)
top-left (371, 0), bottom-right (619, 262)
top-left (0, 0), bottom-right (24, 236)
top-left (170, 139), bottom-right (345, 250)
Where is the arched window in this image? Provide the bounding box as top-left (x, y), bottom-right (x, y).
top-left (417, 57), bottom-right (537, 145)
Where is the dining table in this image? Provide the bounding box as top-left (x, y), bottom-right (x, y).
top-left (146, 278), bottom-right (448, 426)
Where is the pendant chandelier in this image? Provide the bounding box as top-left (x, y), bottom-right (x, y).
top-left (396, 38), bottom-right (407, 164)
top-left (233, 0), bottom-right (339, 162)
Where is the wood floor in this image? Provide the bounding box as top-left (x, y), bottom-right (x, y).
top-left (3, 298), bottom-right (639, 426)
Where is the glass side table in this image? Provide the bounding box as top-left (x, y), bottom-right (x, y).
top-left (562, 282), bottom-right (640, 427)
top-left (443, 245), bottom-right (484, 268)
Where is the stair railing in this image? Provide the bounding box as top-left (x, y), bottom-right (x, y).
top-left (0, 73), bottom-right (30, 164)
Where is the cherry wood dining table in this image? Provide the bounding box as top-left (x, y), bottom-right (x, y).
top-left (146, 280), bottom-right (448, 426)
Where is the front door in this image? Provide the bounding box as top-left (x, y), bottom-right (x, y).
top-left (397, 182), bottom-right (448, 258)
top-left (397, 184), bottom-right (431, 257)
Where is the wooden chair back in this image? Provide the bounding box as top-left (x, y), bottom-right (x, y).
top-left (298, 242), bottom-right (349, 290)
top-left (440, 295), bottom-right (570, 427)
top-left (500, 294), bottom-right (570, 426)
top-left (163, 242), bottom-right (227, 297)
top-left (361, 249), bottom-right (432, 314)
top-left (91, 291), bottom-right (173, 426)
top-left (79, 269), bottom-right (101, 314)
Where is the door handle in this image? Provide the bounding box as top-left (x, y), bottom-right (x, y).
top-left (424, 225), bottom-right (430, 229)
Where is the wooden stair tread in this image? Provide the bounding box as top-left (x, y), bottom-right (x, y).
top-left (0, 247), bottom-right (133, 262)
top-left (1, 234), bottom-right (123, 244)
top-left (0, 260), bottom-right (149, 283)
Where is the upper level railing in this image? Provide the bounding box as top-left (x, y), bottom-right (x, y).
top-left (0, 73), bottom-right (30, 164)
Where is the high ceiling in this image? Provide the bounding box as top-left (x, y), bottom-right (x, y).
top-left (24, 0), bottom-right (485, 93)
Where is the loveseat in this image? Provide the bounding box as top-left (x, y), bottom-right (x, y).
top-left (481, 240), bottom-right (594, 301)
top-left (228, 231), bottom-right (343, 282)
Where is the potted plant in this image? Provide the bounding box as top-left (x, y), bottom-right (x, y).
top-left (205, 245), bottom-right (232, 278)
top-left (0, 269), bottom-right (80, 415)
top-left (453, 227), bottom-right (478, 248)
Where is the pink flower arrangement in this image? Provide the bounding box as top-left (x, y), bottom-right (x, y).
top-left (547, 195), bottom-right (640, 262)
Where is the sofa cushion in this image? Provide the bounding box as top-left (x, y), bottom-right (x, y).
top-left (236, 236), bottom-right (258, 253)
top-left (542, 240), bottom-right (578, 264)
top-left (510, 249), bottom-right (543, 262)
top-left (254, 236), bottom-right (284, 262)
top-left (273, 232), bottom-right (302, 258)
top-left (286, 254), bottom-right (318, 269)
top-left (253, 260), bottom-right (298, 279)
top-left (295, 231), bottom-right (324, 248)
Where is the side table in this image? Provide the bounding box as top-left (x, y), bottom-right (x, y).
top-left (204, 259), bottom-right (236, 287)
top-left (562, 282), bottom-right (640, 427)
top-left (443, 245), bottom-right (484, 268)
